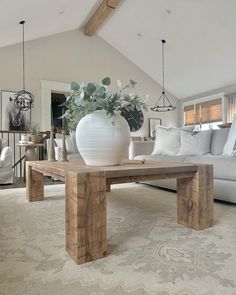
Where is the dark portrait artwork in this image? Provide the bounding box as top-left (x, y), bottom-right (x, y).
top-left (1, 91), bottom-right (30, 131)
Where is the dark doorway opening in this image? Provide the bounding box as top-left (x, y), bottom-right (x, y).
top-left (51, 92), bottom-right (66, 132)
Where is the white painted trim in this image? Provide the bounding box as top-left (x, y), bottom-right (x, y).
top-left (40, 80), bottom-right (70, 130)
top-left (181, 92), bottom-right (225, 125)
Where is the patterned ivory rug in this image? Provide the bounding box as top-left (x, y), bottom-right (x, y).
top-left (0, 183), bottom-right (236, 295)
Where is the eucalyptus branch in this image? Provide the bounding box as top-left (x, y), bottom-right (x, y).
top-left (63, 77), bottom-right (148, 130)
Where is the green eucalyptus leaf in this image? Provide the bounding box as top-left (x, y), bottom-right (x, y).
top-left (79, 92), bottom-right (85, 99)
top-left (71, 81), bottom-right (80, 91)
top-left (96, 86), bottom-right (106, 97)
top-left (86, 83), bottom-right (97, 95)
top-left (102, 77), bottom-right (111, 86)
top-left (64, 78), bottom-right (148, 130)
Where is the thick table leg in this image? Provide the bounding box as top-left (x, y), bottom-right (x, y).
top-left (26, 163), bottom-right (44, 202)
top-left (177, 165), bottom-right (214, 230)
top-left (65, 171), bottom-right (107, 264)
top-left (106, 183), bottom-right (111, 192)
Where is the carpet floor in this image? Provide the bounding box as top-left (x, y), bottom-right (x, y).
top-left (0, 183), bottom-right (236, 295)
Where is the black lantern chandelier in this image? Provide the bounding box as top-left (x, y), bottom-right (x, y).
top-left (151, 39), bottom-right (176, 112)
top-left (13, 20), bottom-right (34, 111)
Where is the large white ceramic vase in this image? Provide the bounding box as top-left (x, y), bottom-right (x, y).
top-left (76, 110), bottom-right (130, 166)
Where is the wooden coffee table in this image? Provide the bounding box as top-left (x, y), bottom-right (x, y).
top-left (26, 160), bottom-right (214, 265)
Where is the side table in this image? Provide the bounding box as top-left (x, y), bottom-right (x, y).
top-left (17, 143), bottom-right (45, 161)
top-left (17, 143), bottom-right (45, 180)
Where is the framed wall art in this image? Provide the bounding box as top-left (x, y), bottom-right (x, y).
top-left (1, 90), bottom-right (31, 131)
top-left (149, 117), bottom-right (162, 138)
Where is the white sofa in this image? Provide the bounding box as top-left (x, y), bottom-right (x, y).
top-left (46, 132), bottom-right (82, 161)
top-left (131, 127), bottom-right (236, 203)
top-left (0, 139), bottom-right (13, 184)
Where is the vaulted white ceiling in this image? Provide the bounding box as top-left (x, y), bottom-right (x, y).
top-left (0, 0), bottom-right (98, 47)
top-left (98, 0), bottom-right (236, 98)
top-left (1, 0), bottom-right (236, 99)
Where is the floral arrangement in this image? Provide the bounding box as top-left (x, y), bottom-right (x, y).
top-left (63, 77), bottom-right (148, 130)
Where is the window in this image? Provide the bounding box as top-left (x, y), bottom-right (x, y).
top-left (225, 93), bottom-right (236, 123)
top-left (184, 98), bottom-right (222, 126)
top-left (184, 105), bottom-right (195, 126)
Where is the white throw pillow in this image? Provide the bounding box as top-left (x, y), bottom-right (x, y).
top-left (70, 131), bottom-right (79, 153)
top-left (55, 138), bottom-right (74, 154)
top-left (223, 113), bottom-right (236, 156)
top-left (152, 126), bottom-right (181, 155)
top-left (178, 129), bottom-right (213, 156)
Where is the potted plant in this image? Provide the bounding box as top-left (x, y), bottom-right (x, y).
top-left (63, 77), bottom-right (148, 166)
top-left (28, 122), bottom-right (41, 143)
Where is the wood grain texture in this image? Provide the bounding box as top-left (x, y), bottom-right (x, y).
top-left (65, 171), bottom-right (107, 264)
top-left (26, 160), bottom-right (214, 265)
top-left (26, 162), bottom-right (44, 202)
top-left (84, 0), bottom-right (122, 36)
top-left (177, 165), bottom-right (214, 230)
top-left (26, 160), bottom-right (198, 180)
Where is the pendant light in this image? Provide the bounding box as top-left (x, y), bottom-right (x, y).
top-left (151, 40), bottom-right (176, 112)
top-left (14, 20), bottom-right (34, 111)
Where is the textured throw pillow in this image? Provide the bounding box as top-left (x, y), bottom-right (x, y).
top-left (223, 113), bottom-right (236, 156)
top-left (178, 129), bottom-right (213, 156)
top-left (70, 131), bottom-right (79, 153)
top-left (152, 126), bottom-right (181, 155)
top-left (55, 138), bottom-right (74, 154)
top-left (210, 128), bottom-right (230, 155)
top-left (65, 138), bottom-right (75, 154)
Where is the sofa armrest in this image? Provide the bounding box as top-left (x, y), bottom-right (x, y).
top-left (129, 141), bottom-right (154, 159)
top-left (0, 147), bottom-right (12, 167)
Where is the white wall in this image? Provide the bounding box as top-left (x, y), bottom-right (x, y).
top-left (0, 29), bottom-right (178, 136)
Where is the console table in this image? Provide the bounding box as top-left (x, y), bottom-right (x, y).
top-left (26, 160), bottom-right (214, 265)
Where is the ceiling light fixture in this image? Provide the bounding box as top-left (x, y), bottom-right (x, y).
top-left (13, 20), bottom-right (34, 111)
top-left (151, 39), bottom-right (176, 112)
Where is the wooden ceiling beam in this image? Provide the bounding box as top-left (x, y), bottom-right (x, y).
top-left (84, 0), bottom-right (122, 36)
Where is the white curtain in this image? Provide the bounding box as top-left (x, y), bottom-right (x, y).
top-left (225, 93), bottom-right (236, 123)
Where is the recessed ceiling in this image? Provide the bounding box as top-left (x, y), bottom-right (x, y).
top-left (0, 0), bottom-right (236, 99)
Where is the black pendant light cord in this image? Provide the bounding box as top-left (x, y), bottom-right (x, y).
top-left (14, 20), bottom-right (34, 111)
top-left (151, 39), bottom-right (176, 112)
top-left (162, 39), bottom-right (165, 94)
top-left (19, 20), bottom-right (25, 91)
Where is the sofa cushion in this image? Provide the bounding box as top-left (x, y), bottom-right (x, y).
top-left (0, 139), bottom-right (7, 154)
top-left (210, 128), bottom-right (230, 155)
top-left (223, 113), bottom-right (236, 155)
top-left (152, 126), bottom-right (180, 155)
top-left (178, 129), bottom-right (213, 156)
top-left (184, 155), bottom-right (236, 181)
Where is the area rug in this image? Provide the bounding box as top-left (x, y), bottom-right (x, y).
top-left (0, 183), bottom-right (236, 295)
